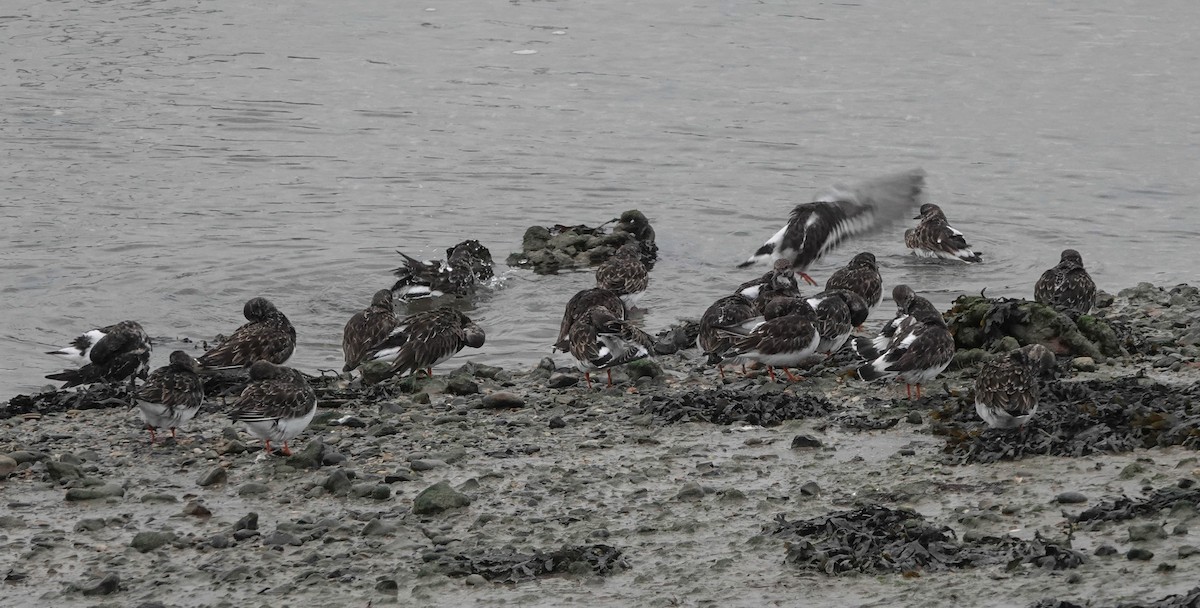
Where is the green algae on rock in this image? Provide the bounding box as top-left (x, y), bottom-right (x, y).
top-left (944, 295), bottom-right (1123, 361)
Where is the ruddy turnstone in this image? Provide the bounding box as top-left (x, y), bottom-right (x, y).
top-left (46, 324), bottom-right (120, 367)
top-left (135, 350), bottom-right (204, 443)
top-left (595, 242), bottom-right (650, 307)
top-left (806, 290), bottom-right (871, 355)
top-left (824, 252), bottom-right (883, 311)
top-left (697, 293), bottom-right (757, 377)
top-left (1034, 249), bottom-right (1096, 317)
top-left (717, 297), bottom-right (820, 382)
top-left (228, 360), bottom-right (316, 456)
top-left (392, 239), bottom-right (495, 301)
top-left (45, 320), bottom-right (152, 393)
top-left (198, 297), bottom-right (296, 368)
top-left (740, 169), bottom-right (927, 285)
top-left (852, 284), bottom-right (921, 360)
top-left (555, 288), bottom-right (627, 352)
top-left (736, 259), bottom-right (803, 313)
top-left (568, 304), bottom-right (654, 388)
top-left (342, 289), bottom-right (400, 372)
top-left (856, 298), bottom-right (954, 399)
top-left (904, 203), bottom-right (982, 263)
top-left (975, 343), bottom-right (1053, 429)
top-left (366, 306), bottom-right (485, 382)
top-left (615, 210), bottom-right (658, 264)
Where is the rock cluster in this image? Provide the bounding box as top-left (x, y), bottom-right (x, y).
top-left (505, 209), bottom-right (657, 274)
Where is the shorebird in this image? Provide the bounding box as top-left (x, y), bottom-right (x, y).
top-left (697, 293), bottom-right (758, 378)
top-left (595, 242), bottom-right (650, 308)
top-left (198, 297), bottom-right (296, 368)
top-left (135, 350), bottom-right (204, 443)
top-left (852, 284), bottom-right (921, 361)
top-left (824, 252), bottom-right (883, 312)
top-left (736, 259), bottom-right (803, 313)
top-left (740, 169), bottom-right (926, 285)
top-left (364, 306), bottom-right (485, 382)
top-left (391, 239), bottom-right (494, 301)
top-left (568, 305), bottom-right (654, 388)
top-left (1034, 249), bottom-right (1096, 317)
top-left (555, 288), bottom-right (626, 353)
top-left (904, 203), bottom-right (982, 263)
top-left (228, 360), bottom-right (317, 456)
top-left (975, 344), bottom-right (1053, 429)
top-left (806, 289), bottom-right (870, 356)
top-left (856, 298), bottom-right (955, 399)
top-left (342, 289), bottom-right (399, 373)
top-left (717, 297), bottom-right (820, 382)
top-left (45, 320), bottom-right (152, 396)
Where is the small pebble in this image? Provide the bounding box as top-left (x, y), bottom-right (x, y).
top-left (1128, 522), bottom-right (1167, 542)
top-left (78, 573), bottom-right (120, 596)
top-left (237, 482), bottom-right (270, 496)
top-left (790, 434), bottom-right (822, 449)
top-left (197, 466), bottom-right (227, 487)
top-left (1127, 548), bottom-right (1154, 561)
top-left (481, 392), bottom-right (524, 409)
top-left (675, 482), bottom-right (705, 501)
top-left (547, 373), bottom-right (578, 389)
top-left (1055, 491), bottom-right (1088, 504)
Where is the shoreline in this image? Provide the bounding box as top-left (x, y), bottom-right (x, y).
top-left (2, 282), bottom-right (1199, 607)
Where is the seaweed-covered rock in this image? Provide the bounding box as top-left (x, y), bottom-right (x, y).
top-left (426, 544), bottom-right (629, 583)
top-left (1, 384), bottom-right (133, 420)
top-left (639, 386), bottom-right (836, 427)
top-left (1030, 587), bottom-right (1200, 608)
top-left (769, 505), bottom-right (1084, 575)
top-left (945, 295), bottom-right (1122, 360)
top-left (1070, 485), bottom-right (1200, 526)
top-left (653, 321), bottom-right (701, 355)
top-left (506, 210), bottom-right (657, 274)
top-left (934, 376), bottom-right (1200, 464)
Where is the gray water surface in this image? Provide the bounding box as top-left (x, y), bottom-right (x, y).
top-left (3, 0), bottom-right (1198, 394)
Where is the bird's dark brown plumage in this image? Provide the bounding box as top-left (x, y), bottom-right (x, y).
top-left (45, 320), bottom-right (152, 389)
top-left (342, 289), bottom-right (399, 372)
top-left (198, 297), bottom-right (296, 368)
top-left (1034, 249), bottom-right (1096, 317)
top-left (824, 252), bottom-right (883, 310)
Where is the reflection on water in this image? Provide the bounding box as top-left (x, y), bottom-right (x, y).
top-left (2, 0), bottom-right (1198, 393)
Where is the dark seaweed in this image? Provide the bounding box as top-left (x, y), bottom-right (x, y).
top-left (0, 384), bottom-right (132, 420)
top-left (769, 505), bottom-right (1085, 575)
top-left (1030, 587), bottom-right (1200, 608)
top-left (1070, 485), bottom-right (1200, 525)
top-left (640, 386), bottom-right (836, 427)
top-left (934, 376), bottom-right (1200, 464)
top-left (426, 544), bottom-right (629, 583)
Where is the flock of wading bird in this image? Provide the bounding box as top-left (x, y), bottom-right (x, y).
top-left (39, 169), bottom-right (1098, 455)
